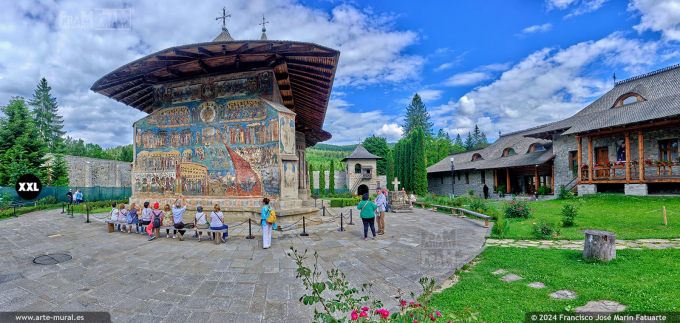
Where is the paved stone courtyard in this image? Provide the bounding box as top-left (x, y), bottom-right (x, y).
top-left (0, 208), bottom-right (488, 322)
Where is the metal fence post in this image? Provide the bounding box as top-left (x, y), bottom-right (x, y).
top-left (338, 212), bottom-right (344, 232)
top-left (246, 218), bottom-right (255, 239)
top-left (300, 217), bottom-right (309, 236)
top-left (86, 204), bottom-right (90, 223)
top-left (61, 202), bottom-right (65, 214)
top-left (13, 205), bottom-right (17, 217)
top-left (348, 209), bottom-right (354, 225)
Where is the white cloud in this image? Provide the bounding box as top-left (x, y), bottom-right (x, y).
top-left (432, 33), bottom-right (662, 138)
top-left (547, 0), bottom-right (578, 10)
top-left (323, 99), bottom-right (402, 144)
top-left (547, 0), bottom-right (608, 17)
top-left (0, 0), bottom-right (422, 147)
top-left (458, 96), bottom-right (476, 115)
top-left (444, 71), bottom-right (492, 87)
top-left (521, 23), bottom-right (553, 34)
top-left (375, 123), bottom-right (404, 140)
top-left (416, 89), bottom-right (443, 103)
top-left (630, 0), bottom-right (680, 41)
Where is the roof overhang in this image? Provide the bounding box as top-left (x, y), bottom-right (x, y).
top-left (91, 40), bottom-right (340, 146)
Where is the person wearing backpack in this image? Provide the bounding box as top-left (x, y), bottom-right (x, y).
top-left (147, 202), bottom-right (164, 241)
top-left (209, 204), bottom-right (228, 242)
top-left (261, 198), bottom-right (277, 249)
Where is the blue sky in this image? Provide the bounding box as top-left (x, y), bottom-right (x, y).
top-left (0, 0), bottom-right (679, 146)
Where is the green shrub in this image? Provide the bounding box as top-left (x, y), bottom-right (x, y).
top-left (496, 185), bottom-right (506, 194)
top-left (557, 185), bottom-right (574, 200)
top-left (468, 189), bottom-right (475, 196)
top-left (532, 221), bottom-right (560, 239)
top-left (491, 212), bottom-right (510, 237)
top-left (329, 197), bottom-right (360, 208)
top-left (0, 192), bottom-right (13, 209)
top-left (561, 204), bottom-right (578, 227)
top-left (38, 195), bottom-right (57, 205)
top-left (504, 199), bottom-right (531, 219)
top-left (537, 185), bottom-right (551, 196)
top-left (468, 198), bottom-right (488, 213)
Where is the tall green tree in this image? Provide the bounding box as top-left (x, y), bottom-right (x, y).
top-left (328, 161), bottom-right (335, 194)
top-left (49, 153), bottom-right (69, 186)
top-left (0, 98), bottom-right (49, 185)
top-left (464, 132), bottom-right (473, 151)
top-left (402, 94), bottom-right (433, 136)
top-left (411, 127), bottom-right (428, 195)
top-left (362, 136), bottom-right (389, 175)
top-left (29, 78), bottom-right (64, 152)
top-left (385, 148), bottom-right (395, 190)
top-left (454, 133), bottom-right (464, 147)
top-left (308, 164), bottom-right (315, 193)
top-left (319, 163), bottom-right (326, 196)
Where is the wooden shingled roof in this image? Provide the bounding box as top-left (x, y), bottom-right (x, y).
top-left (90, 40), bottom-right (340, 146)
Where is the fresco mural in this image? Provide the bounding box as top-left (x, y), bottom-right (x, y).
top-left (133, 71), bottom-right (289, 198)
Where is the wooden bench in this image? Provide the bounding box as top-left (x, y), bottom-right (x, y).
top-left (431, 204), bottom-right (457, 214)
top-left (412, 201), bottom-right (428, 209)
top-left (105, 220), bottom-right (131, 233)
top-left (207, 229), bottom-right (228, 244)
top-left (455, 208), bottom-right (492, 228)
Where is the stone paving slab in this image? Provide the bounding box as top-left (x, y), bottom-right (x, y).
top-left (0, 207), bottom-right (488, 322)
top-left (486, 238), bottom-right (680, 250)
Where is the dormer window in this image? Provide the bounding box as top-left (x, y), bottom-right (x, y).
top-left (471, 153), bottom-right (483, 161)
top-left (613, 92), bottom-right (645, 108)
top-left (502, 148), bottom-right (516, 157)
top-left (527, 143), bottom-right (546, 153)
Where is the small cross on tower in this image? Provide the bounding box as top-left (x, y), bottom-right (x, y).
top-left (259, 15), bottom-right (269, 32)
top-left (392, 177), bottom-right (401, 191)
top-left (216, 7), bottom-right (231, 31)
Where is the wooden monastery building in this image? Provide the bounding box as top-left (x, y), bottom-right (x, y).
top-left (428, 64), bottom-right (680, 196)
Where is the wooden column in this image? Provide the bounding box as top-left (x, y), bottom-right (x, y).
top-left (625, 132), bottom-right (631, 182)
top-left (587, 136), bottom-right (594, 183)
top-left (638, 131), bottom-right (645, 182)
top-left (576, 135), bottom-right (582, 182)
top-left (551, 163), bottom-right (555, 193)
top-left (506, 168), bottom-right (511, 193)
top-left (534, 166), bottom-right (539, 193)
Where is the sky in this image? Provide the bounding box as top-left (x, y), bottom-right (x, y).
top-left (1, 0), bottom-right (680, 147)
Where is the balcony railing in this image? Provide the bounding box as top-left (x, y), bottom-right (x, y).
top-left (580, 160), bottom-right (680, 182)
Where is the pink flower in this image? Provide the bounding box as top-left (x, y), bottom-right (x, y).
top-left (380, 310), bottom-right (390, 319)
top-left (361, 306), bottom-right (369, 312)
top-left (351, 310), bottom-right (358, 321)
top-left (430, 314), bottom-right (436, 321)
top-left (400, 300), bottom-right (407, 307)
top-left (360, 311), bottom-right (368, 318)
top-left (413, 320), bottom-right (418, 323)
top-left (436, 311), bottom-right (442, 317)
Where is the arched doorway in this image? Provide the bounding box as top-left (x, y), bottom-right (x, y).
top-left (357, 184), bottom-right (369, 196)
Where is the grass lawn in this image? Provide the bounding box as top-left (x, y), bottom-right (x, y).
top-left (492, 194), bottom-right (680, 240)
top-left (429, 247), bottom-right (680, 322)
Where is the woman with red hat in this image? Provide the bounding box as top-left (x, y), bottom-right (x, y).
top-left (146, 202), bottom-right (164, 241)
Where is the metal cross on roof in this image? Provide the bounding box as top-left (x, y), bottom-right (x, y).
top-left (216, 7), bottom-right (231, 31)
top-left (259, 15), bottom-right (269, 32)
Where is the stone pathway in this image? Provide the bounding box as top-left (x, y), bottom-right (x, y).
top-left (491, 269), bottom-right (626, 314)
top-left (486, 238), bottom-right (680, 250)
top-left (0, 208), bottom-right (489, 323)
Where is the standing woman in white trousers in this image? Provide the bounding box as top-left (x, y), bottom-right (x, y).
top-left (260, 198), bottom-right (277, 249)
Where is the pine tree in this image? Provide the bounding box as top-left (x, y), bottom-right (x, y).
top-left (475, 131), bottom-right (489, 150)
top-left (308, 164), bottom-right (315, 193)
top-left (29, 78), bottom-right (65, 152)
top-left (454, 133), bottom-right (464, 147)
top-left (464, 132), bottom-right (473, 151)
top-left (402, 94), bottom-right (433, 136)
top-left (329, 161), bottom-right (335, 194)
top-left (362, 136), bottom-right (389, 175)
top-left (411, 127), bottom-right (428, 195)
top-left (319, 163), bottom-right (326, 196)
top-left (0, 98), bottom-right (49, 186)
top-left (50, 153), bottom-right (69, 186)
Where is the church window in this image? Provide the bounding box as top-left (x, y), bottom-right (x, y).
top-left (354, 163), bottom-right (362, 174)
top-left (471, 153), bottom-right (483, 161)
top-left (502, 148), bottom-right (516, 157)
top-left (612, 92), bottom-right (645, 108)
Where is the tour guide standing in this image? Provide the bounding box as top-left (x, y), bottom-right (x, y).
top-left (357, 193), bottom-right (378, 240)
top-left (261, 198), bottom-right (278, 249)
top-left (374, 188), bottom-right (387, 235)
